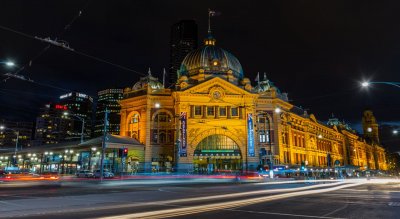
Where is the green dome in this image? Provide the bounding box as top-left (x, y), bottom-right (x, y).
top-left (179, 38), bottom-right (244, 80)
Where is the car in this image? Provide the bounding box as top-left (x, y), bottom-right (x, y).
top-left (235, 171), bottom-right (265, 182)
top-left (76, 170), bottom-right (94, 178)
top-left (93, 170), bottom-right (114, 178)
top-left (39, 172), bottom-right (59, 180)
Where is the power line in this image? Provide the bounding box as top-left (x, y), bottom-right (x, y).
top-left (0, 0), bottom-right (146, 81)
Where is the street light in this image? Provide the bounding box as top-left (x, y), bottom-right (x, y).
top-left (0, 61), bottom-right (15, 67)
top-left (361, 81), bottom-right (400, 89)
top-left (393, 130), bottom-right (398, 135)
top-left (0, 125), bottom-right (19, 166)
top-left (63, 111), bottom-right (85, 143)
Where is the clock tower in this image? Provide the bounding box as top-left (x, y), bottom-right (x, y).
top-left (362, 110), bottom-right (380, 144)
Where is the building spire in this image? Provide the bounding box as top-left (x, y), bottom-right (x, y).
top-left (148, 67), bottom-right (152, 77)
top-left (263, 72), bottom-right (268, 81)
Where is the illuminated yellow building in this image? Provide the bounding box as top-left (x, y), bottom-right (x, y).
top-left (119, 32), bottom-right (387, 173)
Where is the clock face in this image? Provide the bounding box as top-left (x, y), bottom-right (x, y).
top-left (213, 91), bottom-right (222, 99)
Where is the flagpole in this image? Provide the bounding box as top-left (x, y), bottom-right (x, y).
top-left (163, 68), bottom-right (166, 88)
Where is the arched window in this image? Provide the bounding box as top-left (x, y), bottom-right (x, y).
top-left (196, 135), bottom-right (239, 150)
top-left (128, 112), bottom-right (140, 141)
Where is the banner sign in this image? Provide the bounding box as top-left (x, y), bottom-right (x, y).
top-left (247, 113), bottom-right (255, 157)
top-left (180, 112), bottom-right (187, 157)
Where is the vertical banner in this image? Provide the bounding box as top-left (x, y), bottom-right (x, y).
top-left (247, 113), bottom-right (255, 157)
top-left (180, 112), bottom-right (187, 157)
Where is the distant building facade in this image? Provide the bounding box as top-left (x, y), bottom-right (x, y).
top-left (34, 92), bottom-right (93, 145)
top-left (0, 119), bottom-right (33, 149)
top-left (169, 20), bottom-right (198, 87)
top-left (120, 30), bottom-right (388, 173)
top-left (34, 103), bottom-right (72, 145)
top-left (58, 92), bottom-right (94, 139)
top-left (95, 88), bottom-right (123, 137)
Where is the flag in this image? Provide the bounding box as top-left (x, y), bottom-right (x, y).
top-left (209, 9), bottom-right (221, 17)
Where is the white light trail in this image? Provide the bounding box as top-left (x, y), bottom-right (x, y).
top-left (101, 182), bottom-right (366, 219)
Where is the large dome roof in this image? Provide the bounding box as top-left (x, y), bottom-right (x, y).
top-left (179, 36), bottom-right (243, 80)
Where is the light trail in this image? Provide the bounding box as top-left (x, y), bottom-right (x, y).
top-left (100, 182), bottom-right (365, 219)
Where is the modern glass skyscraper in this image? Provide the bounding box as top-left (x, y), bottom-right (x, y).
top-left (95, 89), bottom-right (123, 137)
top-left (169, 20), bottom-right (198, 87)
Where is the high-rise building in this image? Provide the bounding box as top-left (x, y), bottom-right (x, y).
top-left (58, 92), bottom-right (94, 140)
top-left (95, 89), bottom-right (123, 137)
top-left (0, 119), bottom-right (33, 149)
top-left (33, 103), bottom-right (71, 145)
top-left (169, 20), bottom-right (198, 87)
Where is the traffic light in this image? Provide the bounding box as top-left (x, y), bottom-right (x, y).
top-left (122, 148), bottom-right (128, 158)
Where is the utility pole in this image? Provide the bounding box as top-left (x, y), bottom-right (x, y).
top-left (100, 108), bottom-right (108, 182)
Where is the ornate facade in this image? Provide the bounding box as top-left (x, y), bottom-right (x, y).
top-left (119, 32), bottom-right (387, 173)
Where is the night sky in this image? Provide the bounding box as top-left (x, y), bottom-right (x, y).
top-left (1, 0), bottom-right (400, 130)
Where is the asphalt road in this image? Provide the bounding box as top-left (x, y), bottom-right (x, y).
top-left (0, 178), bottom-right (399, 218)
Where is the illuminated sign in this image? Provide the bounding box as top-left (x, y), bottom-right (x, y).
top-left (201, 150), bottom-right (234, 153)
top-left (60, 93), bottom-right (72, 99)
top-left (247, 113), bottom-right (255, 157)
top-left (55, 104), bottom-right (68, 110)
top-left (180, 112), bottom-right (187, 157)
top-left (77, 93), bottom-right (87, 98)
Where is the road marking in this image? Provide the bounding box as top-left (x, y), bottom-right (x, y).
top-left (321, 203), bottom-right (349, 217)
top-left (226, 208), bottom-right (347, 219)
top-left (388, 202), bottom-right (400, 207)
top-left (99, 183), bottom-right (363, 219)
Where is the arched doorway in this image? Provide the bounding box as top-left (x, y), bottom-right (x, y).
top-left (193, 135), bottom-right (242, 174)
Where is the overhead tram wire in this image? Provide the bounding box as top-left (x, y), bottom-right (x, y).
top-left (16, 0), bottom-right (92, 75)
top-left (0, 24), bottom-right (146, 77)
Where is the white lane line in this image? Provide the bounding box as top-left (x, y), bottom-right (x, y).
top-left (99, 183), bottom-right (363, 219)
top-left (226, 208), bottom-right (347, 219)
top-left (321, 203), bottom-right (349, 217)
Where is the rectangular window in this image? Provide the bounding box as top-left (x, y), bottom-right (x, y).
top-left (259, 133), bottom-right (266, 143)
top-left (194, 106), bottom-right (202, 116)
top-left (151, 130), bottom-right (158, 143)
top-left (207, 106), bottom-right (215, 116)
top-left (266, 131), bottom-right (270, 142)
top-left (219, 107), bottom-right (227, 116)
top-left (231, 107), bottom-right (238, 117)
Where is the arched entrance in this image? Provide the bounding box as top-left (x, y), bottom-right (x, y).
top-left (193, 135), bottom-right (242, 174)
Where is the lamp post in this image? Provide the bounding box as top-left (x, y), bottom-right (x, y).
top-left (0, 125), bottom-right (20, 166)
top-left (361, 81), bottom-right (400, 89)
top-left (63, 112), bottom-right (85, 143)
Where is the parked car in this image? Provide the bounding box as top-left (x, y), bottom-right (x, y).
top-left (93, 170), bottom-right (114, 178)
top-left (76, 170), bottom-right (94, 178)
